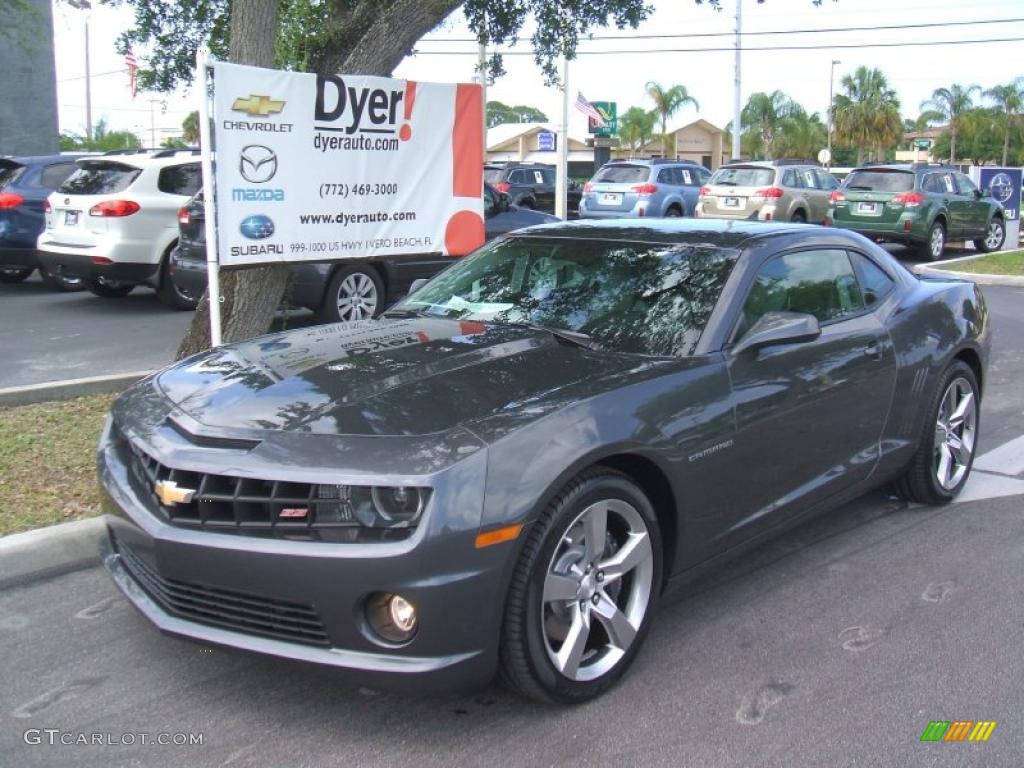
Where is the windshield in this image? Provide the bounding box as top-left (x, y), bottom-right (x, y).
top-left (58, 162), bottom-right (141, 195)
top-left (844, 170), bottom-right (915, 193)
top-left (394, 237), bottom-right (737, 356)
top-left (594, 165), bottom-right (650, 184)
top-left (709, 166), bottom-right (775, 187)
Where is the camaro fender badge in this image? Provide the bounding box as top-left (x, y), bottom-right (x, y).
top-left (154, 480), bottom-right (197, 506)
top-left (688, 439), bottom-right (735, 463)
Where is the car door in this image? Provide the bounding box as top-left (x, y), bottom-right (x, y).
top-left (715, 247), bottom-right (897, 549)
top-left (953, 173), bottom-right (990, 238)
top-left (535, 168), bottom-right (557, 214)
top-left (933, 171), bottom-right (969, 237)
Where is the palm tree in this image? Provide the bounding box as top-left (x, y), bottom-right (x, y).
top-left (740, 91), bottom-right (794, 160)
top-left (645, 82), bottom-right (699, 156)
top-left (833, 67), bottom-right (902, 165)
top-left (921, 83), bottom-right (981, 163)
top-left (984, 79), bottom-right (1024, 165)
top-left (773, 105), bottom-right (828, 160)
top-left (618, 106), bottom-right (657, 157)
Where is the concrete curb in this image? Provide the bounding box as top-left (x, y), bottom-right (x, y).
top-left (0, 370), bottom-right (152, 407)
top-left (0, 516), bottom-right (107, 589)
top-left (914, 251), bottom-right (1024, 287)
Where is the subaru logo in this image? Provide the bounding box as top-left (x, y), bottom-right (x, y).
top-left (240, 214), bottom-right (275, 240)
top-left (239, 145), bottom-right (278, 183)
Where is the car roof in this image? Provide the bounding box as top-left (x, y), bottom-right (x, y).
top-left (76, 151), bottom-right (201, 170)
top-left (2, 153), bottom-right (92, 166)
top-left (604, 159), bottom-right (702, 166)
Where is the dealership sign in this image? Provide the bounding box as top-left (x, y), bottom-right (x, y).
top-left (978, 167), bottom-right (1021, 221)
top-left (210, 61), bottom-right (484, 267)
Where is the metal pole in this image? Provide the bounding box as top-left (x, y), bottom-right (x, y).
top-left (196, 49), bottom-right (222, 347)
top-left (731, 0), bottom-right (742, 160)
top-left (555, 56), bottom-right (569, 220)
top-left (478, 37), bottom-right (487, 164)
top-left (827, 59), bottom-right (840, 169)
top-left (149, 99), bottom-right (157, 148)
top-left (84, 18), bottom-right (92, 145)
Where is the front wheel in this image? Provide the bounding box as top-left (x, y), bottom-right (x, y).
top-left (86, 276), bottom-right (135, 298)
top-left (318, 265), bottom-right (383, 323)
top-left (0, 267), bottom-right (34, 283)
top-left (499, 469), bottom-right (661, 704)
top-left (893, 361), bottom-right (979, 505)
top-left (973, 218), bottom-right (1005, 253)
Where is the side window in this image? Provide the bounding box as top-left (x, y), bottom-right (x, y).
top-left (921, 174), bottom-right (943, 194)
top-left (157, 163), bottom-right (202, 196)
top-left (540, 169), bottom-right (556, 185)
top-left (678, 168), bottom-right (694, 185)
top-left (507, 170), bottom-right (524, 184)
top-left (801, 169), bottom-right (819, 189)
top-left (657, 168), bottom-right (673, 184)
top-left (782, 168), bottom-right (798, 188)
top-left (698, 168), bottom-right (711, 184)
top-left (532, 170), bottom-right (545, 184)
top-left (737, 249), bottom-right (864, 338)
top-left (941, 173), bottom-right (956, 193)
top-left (851, 252), bottom-right (895, 307)
top-left (38, 163), bottom-right (78, 189)
top-left (816, 170), bottom-right (839, 190)
top-left (955, 173), bottom-right (979, 197)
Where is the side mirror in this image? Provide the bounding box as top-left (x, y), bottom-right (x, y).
top-left (408, 278), bottom-right (428, 294)
top-left (498, 191), bottom-right (511, 211)
top-left (568, 180), bottom-right (580, 190)
top-left (975, 188), bottom-right (985, 199)
top-left (731, 311), bottom-right (821, 356)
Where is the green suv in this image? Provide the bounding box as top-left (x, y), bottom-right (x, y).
top-left (827, 163), bottom-right (1006, 260)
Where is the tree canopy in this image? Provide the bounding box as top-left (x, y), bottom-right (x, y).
top-left (487, 101), bottom-right (548, 128)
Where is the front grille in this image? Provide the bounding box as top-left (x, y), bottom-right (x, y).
top-left (115, 537), bottom-right (329, 646)
top-left (121, 437), bottom-right (409, 542)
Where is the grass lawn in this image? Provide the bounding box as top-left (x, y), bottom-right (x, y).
top-left (934, 248), bottom-right (1024, 276)
top-left (0, 394), bottom-right (113, 537)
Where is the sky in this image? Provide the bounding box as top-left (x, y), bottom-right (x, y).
top-left (51, 0), bottom-right (1024, 144)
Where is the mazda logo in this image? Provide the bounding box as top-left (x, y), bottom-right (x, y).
top-left (240, 214), bottom-right (275, 240)
top-left (239, 145), bottom-right (278, 184)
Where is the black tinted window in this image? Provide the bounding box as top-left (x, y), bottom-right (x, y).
top-left (657, 168), bottom-right (674, 184)
top-left (740, 249), bottom-right (864, 336)
top-left (38, 163), bottom-right (78, 189)
top-left (0, 161), bottom-right (25, 188)
top-left (58, 162), bottom-right (141, 195)
top-left (844, 170), bottom-right (914, 193)
top-left (158, 163), bottom-right (202, 195)
top-left (852, 252), bottom-right (895, 306)
top-left (484, 168), bottom-right (506, 184)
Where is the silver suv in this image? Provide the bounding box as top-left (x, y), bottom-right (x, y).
top-left (579, 159), bottom-right (711, 219)
top-left (696, 160), bottom-right (839, 223)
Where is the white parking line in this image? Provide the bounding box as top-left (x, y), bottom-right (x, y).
top-left (973, 434), bottom-right (1024, 477)
top-left (952, 433), bottom-right (1024, 504)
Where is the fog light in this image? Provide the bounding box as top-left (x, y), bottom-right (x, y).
top-left (366, 592), bottom-right (418, 643)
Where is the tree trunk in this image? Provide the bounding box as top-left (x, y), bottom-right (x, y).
top-left (1002, 127), bottom-right (1010, 166)
top-left (950, 128), bottom-right (956, 164)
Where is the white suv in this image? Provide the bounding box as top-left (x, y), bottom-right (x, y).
top-left (37, 149), bottom-right (202, 308)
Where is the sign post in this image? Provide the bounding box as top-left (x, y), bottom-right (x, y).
top-left (196, 48), bottom-right (222, 347)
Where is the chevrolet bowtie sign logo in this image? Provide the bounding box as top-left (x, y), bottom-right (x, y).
top-left (231, 95), bottom-right (285, 117)
top-left (154, 480), bottom-right (196, 506)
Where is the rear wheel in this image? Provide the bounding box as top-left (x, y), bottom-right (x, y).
top-left (499, 468), bottom-right (661, 704)
top-left (86, 276), bottom-right (135, 298)
top-left (919, 221), bottom-right (946, 261)
top-left (156, 245), bottom-right (198, 310)
top-left (665, 205), bottom-right (683, 218)
top-left (39, 267), bottom-right (84, 292)
top-left (318, 265), bottom-right (383, 323)
top-left (973, 218), bottom-right (1005, 253)
top-left (0, 267), bottom-right (34, 283)
top-left (893, 361), bottom-right (979, 505)
top-left (790, 210), bottom-right (807, 223)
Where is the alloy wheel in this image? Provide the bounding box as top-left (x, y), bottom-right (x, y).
top-left (929, 225), bottom-right (945, 260)
top-left (934, 376), bottom-right (977, 491)
top-left (984, 220), bottom-right (1004, 251)
top-left (541, 498), bottom-right (653, 682)
top-left (335, 272), bottom-right (378, 321)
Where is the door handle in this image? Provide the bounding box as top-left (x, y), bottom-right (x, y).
top-left (864, 342), bottom-right (882, 360)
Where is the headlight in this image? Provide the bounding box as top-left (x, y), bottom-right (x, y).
top-left (314, 485), bottom-right (428, 529)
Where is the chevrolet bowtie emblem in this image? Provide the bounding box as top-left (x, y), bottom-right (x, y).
top-left (231, 94), bottom-right (285, 117)
top-left (154, 480), bottom-right (196, 506)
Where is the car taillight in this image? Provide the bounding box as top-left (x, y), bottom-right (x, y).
top-left (754, 187), bottom-right (784, 199)
top-left (892, 191), bottom-right (925, 207)
top-left (698, 186), bottom-right (710, 197)
top-left (583, 183), bottom-right (592, 193)
top-left (494, 182), bottom-right (511, 193)
top-left (43, 199), bottom-right (52, 213)
top-left (830, 190), bottom-right (845, 203)
top-left (178, 207), bottom-right (190, 225)
top-left (0, 192), bottom-right (25, 209)
top-left (89, 200), bottom-right (140, 217)
top-left (631, 183), bottom-right (658, 196)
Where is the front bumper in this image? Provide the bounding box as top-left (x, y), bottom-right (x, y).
top-left (98, 400), bottom-right (510, 692)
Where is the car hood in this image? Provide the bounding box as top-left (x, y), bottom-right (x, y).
top-left (155, 318), bottom-right (663, 439)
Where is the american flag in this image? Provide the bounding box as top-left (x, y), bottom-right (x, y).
top-left (574, 92), bottom-right (605, 127)
top-left (125, 51), bottom-right (139, 99)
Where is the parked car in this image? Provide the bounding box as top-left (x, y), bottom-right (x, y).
top-left (168, 183), bottom-right (559, 318)
top-left (826, 163), bottom-right (1006, 260)
top-left (484, 162), bottom-right (581, 217)
top-left (99, 218), bottom-right (988, 703)
top-left (36, 148), bottom-right (202, 306)
top-left (579, 159), bottom-right (711, 219)
top-left (0, 153), bottom-right (89, 290)
top-left (696, 159), bottom-right (839, 223)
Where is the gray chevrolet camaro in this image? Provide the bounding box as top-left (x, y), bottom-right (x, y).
top-left (98, 219), bottom-right (989, 704)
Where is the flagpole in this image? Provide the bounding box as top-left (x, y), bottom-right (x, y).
top-left (555, 55), bottom-right (569, 221)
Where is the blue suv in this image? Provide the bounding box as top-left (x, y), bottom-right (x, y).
top-left (579, 159), bottom-right (711, 219)
top-left (0, 154), bottom-right (88, 290)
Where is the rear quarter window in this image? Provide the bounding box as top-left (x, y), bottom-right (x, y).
top-left (0, 162), bottom-right (26, 188)
top-left (58, 163), bottom-right (142, 195)
top-left (843, 170), bottom-right (914, 193)
top-left (594, 165), bottom-right (650, 184)
top-left (157, 163), bottom-right (202, 196)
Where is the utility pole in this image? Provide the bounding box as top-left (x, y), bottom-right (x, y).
top-left (67, 0), bottom-right (93, 146)
top-left (149, 99), bottom-right (159, 148)
top-left (731, 0), bottom-right (742, 161)
top-left (826, 59), bottom-right (840, 169)
top-left (478, 35), bottom-right (487, 163)
top-left (555, 55), bottom-right (569, 220)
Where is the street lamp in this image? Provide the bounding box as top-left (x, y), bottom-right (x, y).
top-left (826, 59), bottom-right (840, 169)
top-left (66, 0), bottom-right (93, 146)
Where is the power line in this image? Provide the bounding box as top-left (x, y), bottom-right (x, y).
top-left (57, 68), bottom-right (125, 83)
top-left (420, 16), bottom-right (1024, 43)
top-left (415, 35), bottom-right (1024, 56)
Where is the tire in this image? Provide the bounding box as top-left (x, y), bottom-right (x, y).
top-left (919, 221), bottom-right (946, 261)
top-left (973, 218), bottom-right (1005, 253)
top-left (39, 267), bottom-right (84, 292)
top-left (86, 276), bottom-right (135, 298)
top-left (893, 360), bottom-right (979, 505)
top-left (499, 468), bottom-right (662, 704)
top-left (519, 197), bottom-right (536, 210)
top-left (156, 247), bottom-right (198, 310)
top-left (0, 267), bottom-right (34, 283)
top-left (318, 265), bottom-right (384, 323)
top-left (790, 210), bottom-right (807, 224)
top-left (665, 205), bottom-right (683, 218)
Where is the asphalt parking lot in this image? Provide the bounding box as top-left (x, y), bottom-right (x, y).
top-left (1, 279), bottom-right (1022, 766)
